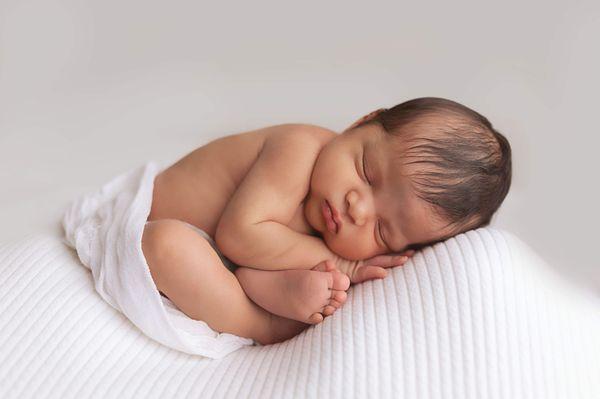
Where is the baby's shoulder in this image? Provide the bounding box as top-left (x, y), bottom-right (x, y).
top-left (290, 123), bottom-right (337, 144)
top-left (262, 123), bottom-right (337, 151)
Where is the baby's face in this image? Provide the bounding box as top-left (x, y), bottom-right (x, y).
top-left (303, 120), bottom-right (453, 260)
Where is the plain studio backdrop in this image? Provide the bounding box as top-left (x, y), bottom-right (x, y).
top-left (0, 1), bottom-right (598, 293)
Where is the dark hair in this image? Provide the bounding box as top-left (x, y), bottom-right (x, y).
top-left (357, 97), bottom-right (512, 235)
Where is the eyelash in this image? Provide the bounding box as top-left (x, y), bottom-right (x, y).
top-left (362, 151), bottom-right (371, 185)
top-left (362, 151), bottom-right (386, 248)
top-left (377, 220), bottom-right (385, 248)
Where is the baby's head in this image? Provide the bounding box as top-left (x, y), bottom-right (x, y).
top-left (305, 97), bottom-right (512, 260)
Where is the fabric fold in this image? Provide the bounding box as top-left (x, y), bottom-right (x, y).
top-left (62, 161), bottom-right (253, 358)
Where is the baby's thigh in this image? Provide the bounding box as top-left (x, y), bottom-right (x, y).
top-left (141, 219), bottom-right (234, 317)
top-left (141, 219), bottom-right (278, 340)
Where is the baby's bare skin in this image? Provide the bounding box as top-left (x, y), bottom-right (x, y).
top-left (148, 125), bottom-right (323, 239)
top-left (146, 124), bottom-right (348, 342)
top-left (235, 260), bottom-right (350, 324)
top-left (145, 112), bottom-right (423, 343)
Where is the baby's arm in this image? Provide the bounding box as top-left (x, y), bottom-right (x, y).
top-left (215, 123), bottom-right (411, 281)
top-left (215, 124), bottom-right (338, 271)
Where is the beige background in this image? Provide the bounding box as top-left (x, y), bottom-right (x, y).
top-left (1, 1), bottom-right (598, 293)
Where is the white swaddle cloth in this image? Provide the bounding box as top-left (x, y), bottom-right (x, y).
top-left (61, 161), bottom-right (253, 358)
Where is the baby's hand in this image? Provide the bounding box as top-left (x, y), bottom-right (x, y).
top-left (334, 250), bottom-right (415, 284)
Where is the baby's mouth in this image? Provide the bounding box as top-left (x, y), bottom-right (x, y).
top-left (322, 200), bottom-right (338, 234)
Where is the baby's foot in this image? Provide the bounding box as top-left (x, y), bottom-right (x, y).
top-left (235, 262), bottom-right (350, 325)
top-left (306, 260), bottom-right (350, 323)
top-left (288, 262), bottom-right (350, 324)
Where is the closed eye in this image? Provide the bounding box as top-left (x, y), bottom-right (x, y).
top-left (362, 151), bottom-right (371, 185)
top-left (363, 150), bottom-right (386, 248)
top-left (377, 220), bottom-right (386, 249)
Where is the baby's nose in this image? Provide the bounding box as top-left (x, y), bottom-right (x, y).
top-left (346, 191), bottom-right (369, 226)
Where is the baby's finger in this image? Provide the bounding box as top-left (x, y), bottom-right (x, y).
top-left (353, 265), bottom-right (388, 283)
top-left (365, 254), bottom-right (408, 268)
top-left (399, 249), bottom-right (416, 257)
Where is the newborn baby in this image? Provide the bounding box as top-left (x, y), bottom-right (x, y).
top-left (142, 97), bottom-right (512, 345)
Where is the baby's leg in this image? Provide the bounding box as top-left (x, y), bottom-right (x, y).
top-left (235, 262), bottom-right (350, 324)
top-left (142, 219), bottom-right (306, 345)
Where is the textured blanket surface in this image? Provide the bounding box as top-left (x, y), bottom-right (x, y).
top-left (1, 228), bottom-right (599, 399)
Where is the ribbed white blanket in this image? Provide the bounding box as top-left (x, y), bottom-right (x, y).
top-left (1, 228), bottom-right (598, 398)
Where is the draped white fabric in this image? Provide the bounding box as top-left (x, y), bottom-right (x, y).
top-left (61, 161), bottom-right (252, 358)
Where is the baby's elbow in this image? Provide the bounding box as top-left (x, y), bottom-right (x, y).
top-left (214, 221), bottom-right (236, 257)
top-left (214, 222), bottom-right (254, 266)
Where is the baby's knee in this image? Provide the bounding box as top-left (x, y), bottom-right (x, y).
top-left (142, 219), bottom-right (220, 297)
top-left (142, 219), bottom-right (210, 269)
top-left (143, 220), bottom-right (180, 258)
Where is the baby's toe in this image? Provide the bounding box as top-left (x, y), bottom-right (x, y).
top-left (308, 312), bottom-right (324, 324)
top-left (328, 299), bottom-right (342, 309)
top-left (330, 271), bottom-right (350, 291)
top-left (322, 305), bottom-right (336, 317)
top-left (331, 290), bottom-right (347, 304)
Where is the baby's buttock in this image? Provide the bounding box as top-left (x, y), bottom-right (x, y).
top-left (147, 165), bottom-right (232, 238)
top-left (147, 166), bottom-right (243, 274)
